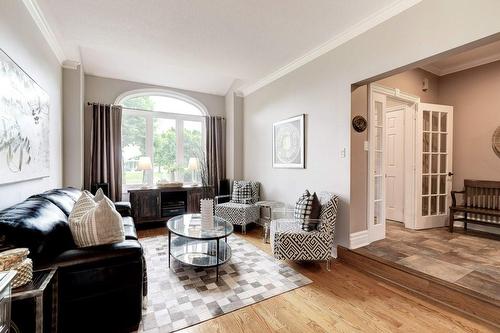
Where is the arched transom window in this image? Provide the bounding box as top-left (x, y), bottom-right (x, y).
top-left (116, 89), bottom-right (207, 190)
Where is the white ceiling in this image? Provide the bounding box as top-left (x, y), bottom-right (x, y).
top-left (422, 39), bottom-right (500, 76)
top-left (37, 0), bottom-right (415, 95)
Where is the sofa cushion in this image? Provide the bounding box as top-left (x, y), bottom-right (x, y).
top-left (215, 202), bottom-right (260, 226)
top-left (33, 187), bottom-right (81, 216)
top-left (0, 197), bottom-right (75, 262)
top-left (115, 201), bottom-right (132, 217)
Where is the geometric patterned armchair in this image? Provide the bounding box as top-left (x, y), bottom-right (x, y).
top-left (270, 192), bottom-right (338, 270)
top-left (214, 181), bottom-right (260, 234)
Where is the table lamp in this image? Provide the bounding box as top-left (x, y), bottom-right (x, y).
top-left (187, 157), bottom-right (199, 185)
top-left (137, 156), bottom-right (152, 186)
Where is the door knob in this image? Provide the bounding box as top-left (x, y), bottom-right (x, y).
top-left (448, 172), bottom-right (454, 176)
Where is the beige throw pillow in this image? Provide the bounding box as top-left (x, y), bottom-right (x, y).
top-left (69, 192), bottom-right (125, 247)
top-left (94, 188), bottom-right (113, 205)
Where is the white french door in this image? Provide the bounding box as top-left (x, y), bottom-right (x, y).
top-left (415, 103), bottom-right (453, 229)
top-left (368, 92), bottom-right (386, 242)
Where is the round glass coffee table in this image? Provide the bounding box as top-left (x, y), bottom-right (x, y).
top-left (167, 214), bottom-right (233, 281)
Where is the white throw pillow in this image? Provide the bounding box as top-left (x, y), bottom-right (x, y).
top-left (69, 192), bottom-right (125, 247)
top-left (94, 188), bottom-right (114, 205)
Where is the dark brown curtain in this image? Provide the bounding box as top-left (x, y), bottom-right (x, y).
top-left (89, 103), bottom-right (123, 201)
top-left (205, 116), bottom-right (226, 196)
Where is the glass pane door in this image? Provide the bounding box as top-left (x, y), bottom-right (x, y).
top-left (368, 91), bottom-right (387, 242)
top-left (416, 103), bottom-right (453, 229)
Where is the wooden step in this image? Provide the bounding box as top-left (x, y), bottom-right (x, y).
top-left (337, 246), bottom-right (500, 328)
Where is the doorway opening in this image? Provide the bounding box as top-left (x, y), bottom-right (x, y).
top-left (351, 35), bottom-right (500, 245)
top-left (367, 83), bottom-right (454, 242)
top-left (347, 34), bottom-right (500, 320)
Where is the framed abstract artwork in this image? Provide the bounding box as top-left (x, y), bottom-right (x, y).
top-left (0, 49), bottom-right (50, 184)
top-left (272, 114), bottom-right (305, 168)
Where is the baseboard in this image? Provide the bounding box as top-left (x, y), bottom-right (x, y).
top-left (349, 230), bottom-right (370, 249)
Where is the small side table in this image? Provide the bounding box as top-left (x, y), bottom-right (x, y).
top-left (0, 271), bottom-right (15, 333)
top-left (11, 268), bottom-right (58, 333)
top-left (255, 201), bottom-right (284, 243)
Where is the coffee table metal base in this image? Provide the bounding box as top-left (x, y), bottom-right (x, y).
top-left (168, 233), bottom-right (231, 281)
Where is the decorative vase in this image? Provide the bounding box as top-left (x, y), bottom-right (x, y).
top-left (200, 199), bottom-right (214, 229)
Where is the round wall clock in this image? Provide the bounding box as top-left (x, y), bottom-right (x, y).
top-left (493, 126), bottom-right (500, 158)
top-left (352, 115), bottom-right (367, 133)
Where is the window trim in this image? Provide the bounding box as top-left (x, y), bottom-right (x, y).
top-left (115, 88), bottom-right (209, 116)
top-left (117, 89), bottom-right (207, 192)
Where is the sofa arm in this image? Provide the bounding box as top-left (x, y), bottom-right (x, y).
top-left (51, 240), bottom-right (144, 333)
top-left (450, 190), bottom-right (465, 207)
top-left (115, 201), bottom-right (132, 217)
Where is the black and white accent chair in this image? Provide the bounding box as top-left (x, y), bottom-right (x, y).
top-left (214, 181), bottom-right (260, 234)
top-left (270, 192), bottom-right (338, 270)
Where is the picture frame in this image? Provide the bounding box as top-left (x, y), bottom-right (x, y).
top-left (0, 48), bottom-right (50, 185)
top-left (272, 114), bottom-right (305, 168)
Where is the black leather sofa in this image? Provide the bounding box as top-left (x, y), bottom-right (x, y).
top-left (0, 187), bottom-right (145, 333)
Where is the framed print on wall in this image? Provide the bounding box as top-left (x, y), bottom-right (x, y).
top-left (0, 49), bottom-right (50, 185)
top-left (272, 114), bottom-right (305, 168)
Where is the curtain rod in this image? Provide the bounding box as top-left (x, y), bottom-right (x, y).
top-left (87, 102), bottom-right (224, 119)
top-left (87, 102), bottom-right (114, 106)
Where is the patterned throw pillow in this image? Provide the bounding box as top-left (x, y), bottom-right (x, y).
top-left (231, 181), bottom-right (253, 204)
top-left (318, 195), bottom-right (338, 234)
top-left (294, 190), bottom-right (321, 231)
top-left (69, 192), bottom-right (125, 248)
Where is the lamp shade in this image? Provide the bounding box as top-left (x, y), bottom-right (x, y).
top-left (187, 157), bottom-right (199, 171)
top-left (137, 156), bottom-right (152, 171)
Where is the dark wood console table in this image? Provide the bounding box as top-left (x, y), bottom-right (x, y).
top-left (128, 186), bottom-right (213, 226)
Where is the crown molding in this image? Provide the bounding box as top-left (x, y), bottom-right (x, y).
top-left (420, 64), bottom-right (443, 76)
top-left (62, 60), bottom-right (81, 70)
top-left (423, 51), bottom-right (500, 77)
top-left (240, 0), bottom-right (423, 96)
top-left (234, 90), bottom-right (244, 98)
top-left (22, 0), bottom-right (66, 64)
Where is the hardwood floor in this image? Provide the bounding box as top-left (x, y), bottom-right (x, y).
top-left (138, 226), bottom-right (497, 333)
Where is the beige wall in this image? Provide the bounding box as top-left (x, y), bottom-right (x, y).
top-left (243, 0), bottom-right (500, 248)
top-left (63, 65), bottom-right (84, 188)
top-left (225, 83), bottom-right (244, 181)
top-left (83, 75), bottom-right (225, 189)
top-left (377, 68), bottom-right (440, 103)
top-left (0, 0), bottom-right (63, 209)
top-left (350, 85), bottom-right (368, 233)
top-left (440, 60), bottom-right (500, 190)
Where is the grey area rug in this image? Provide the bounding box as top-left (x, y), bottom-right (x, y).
top-left (137, 234), bottom-right (312, 332)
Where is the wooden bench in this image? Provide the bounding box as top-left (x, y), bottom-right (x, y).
top-left (449, 179), bottom-right (500, 232)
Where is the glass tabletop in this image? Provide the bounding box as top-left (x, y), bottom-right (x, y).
top-left (167, 214), bottom-right (233, 240)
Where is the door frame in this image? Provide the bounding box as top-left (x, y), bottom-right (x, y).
top-left (367, 84), bottom-right (420, 240)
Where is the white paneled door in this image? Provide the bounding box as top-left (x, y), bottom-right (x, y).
top-left (415, 103), bottom-right (453, 229)
top-left (385, 106), bottom-right (406, 222)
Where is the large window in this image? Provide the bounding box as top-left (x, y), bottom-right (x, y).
top-left (118, 90), bottom-right (206, 191)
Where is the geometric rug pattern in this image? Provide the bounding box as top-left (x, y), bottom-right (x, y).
top-left (137, 234), bottom-right (312, 332)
